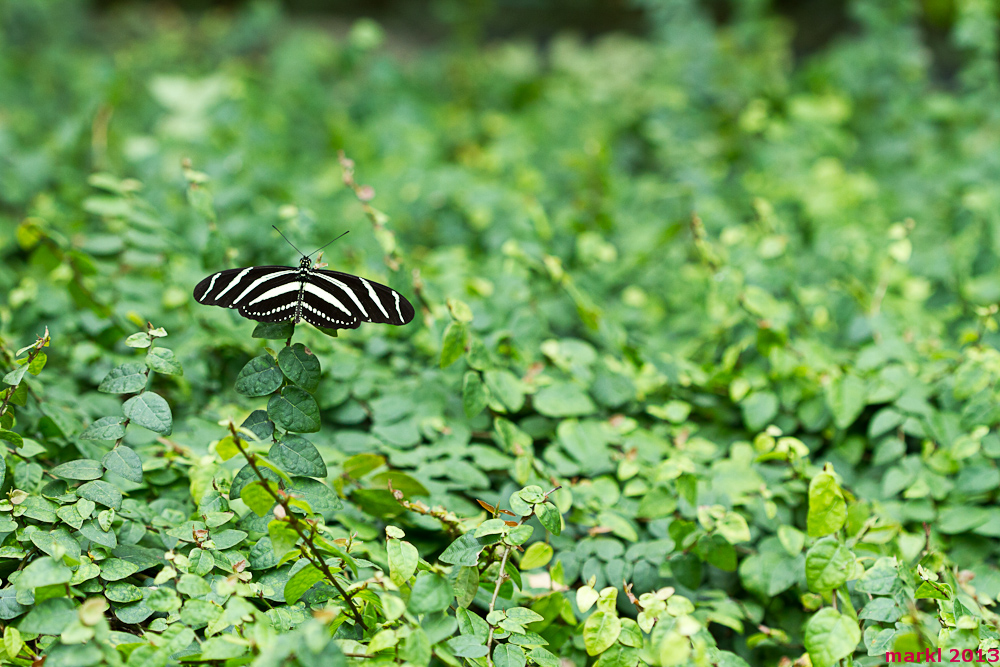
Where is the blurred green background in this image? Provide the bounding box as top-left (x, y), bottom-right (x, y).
top-left (4, 0), bottom-right (1000, 663)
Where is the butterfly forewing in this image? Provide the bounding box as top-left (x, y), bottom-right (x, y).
top-left (193, 262), bottom-right (414, 330)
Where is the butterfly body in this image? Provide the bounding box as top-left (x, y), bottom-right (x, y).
top-left (194, 255), bottom-right (415, 330)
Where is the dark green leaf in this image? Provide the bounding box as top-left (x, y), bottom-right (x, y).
top-left (235, 354), bottom-right (284, 397)
top-left (50, 459), bottom-right (103, 481)
top-left (80, 416), bottom-right (128, 441)
top-left (269, 435), bottom-right (326, 477)
top-left (268, 386), bottom-right (321, 433)
top-left (102, 446), bottom-right (143, 483)
top-left (533, 383), bottom-right (596, 417)
top-left (278, 343), bottom-right (321, 391)
top-left (98, 362), bottom-right (148, 394)
top-left (253, 321), bottom-right (295, 340)
top-left (122, 392), bottom-right (173, 435)
top-left (284, 563), bottom-right (324, 604)
top-left (408, 573), bottom-right (452, 614)
top-left (145, 347), bottom-right (183, 375)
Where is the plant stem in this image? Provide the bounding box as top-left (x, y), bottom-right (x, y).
top-left (485, 545), bottom-right (512, 667)
top-left (484, 485), bottom-right (561, 666)
top-left (228, 422), bottom-right (367, 631)
top-left (0, 329), bottom-right (49, 419)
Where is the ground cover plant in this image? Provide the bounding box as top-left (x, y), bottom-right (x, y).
top-left (3, 0), bottom-right (1000, 665)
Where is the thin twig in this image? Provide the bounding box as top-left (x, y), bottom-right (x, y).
top-left (227, 422), bottom-right (367, 631)
top-left (485, 486), bottom-right (561, 666)
top-left (388, 480), bottom-right (463, 537)
top-left (337, 151), bottom-right (433, 319)
top-left (0, 329), bottom-right (50, 419)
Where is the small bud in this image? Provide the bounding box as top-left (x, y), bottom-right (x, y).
top-left (273, 504), bottom-right (287, 520)
top-left (358, 185), bottom-right (375, 201)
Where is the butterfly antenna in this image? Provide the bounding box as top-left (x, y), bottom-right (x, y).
top-left (308, 230), bottom-right (350, 258)
top-left (272, 225), bottom-right (306, 257)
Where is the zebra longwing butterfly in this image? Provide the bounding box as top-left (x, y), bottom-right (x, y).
top-left (193, 231), bottom-right (415, 330)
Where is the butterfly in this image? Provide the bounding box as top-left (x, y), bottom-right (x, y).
top-left (193, 229), bottom-right (415, 330)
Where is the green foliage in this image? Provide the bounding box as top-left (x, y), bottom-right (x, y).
top-left (4, 0), bottom-right (1000, 665)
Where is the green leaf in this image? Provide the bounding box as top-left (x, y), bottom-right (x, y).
top-left (104, 582), bottom-right (143, 603)
top-left (804, 608), bottom-right (861, 667)
top-left (584, 610), bottom-right (622, 655)
top-left (440, 321), bottom-right (468, 368)
top-left (475, 518), bottom-right (509, 537)
top-left (15, 557), bottom-right (72, 591)
top-left (102, 446), bottom-right (143, 483)
top-left (463, 371), bottom-right (489, 418)
top-left (51, 459), bottom-right (104, 480)
top-left (240, 410), bottom-right (274, 441)
top-left (506, 607), bottom-right (544, 624)
top-left (241, 482), bottom-right (277, 517)
top-left (100, 558), bottom-right (139, 581)
top-left (594, 644), bottom-right (639, 667)
top-left (535, 502), bottom-right (563, 536)
top-left (268, 520), bottom-right (299, 560)
top-left (805, 538), bottom-right (855, 592)
top-left (508, 524), bottom-right (534, 545)
top-left (915, 580), bottom-right (952, 600)
top-left (210, 529), bottom-right (248, 550)
top-left (741, 391), bottom-right (779, 432)
top-left (98, 362), bottom-right (148, 394)
top-left (252, 320), bottom-right (295, 340)
top-left (439, 533), bottom-right (489, 566)
top-left (17, 598), bottom-right (76, 635)
top-left (122, 392), bottom-right (173, 435)
top-left (235, 354), bottom-right (284, 397)
top-left (125, 332), bottom-right (151, 348)
top-left (716, 512), bottom-right (751, 544)
top-left (268, 386), bottom-right (321, 433)
top-left (287, 477), bottom-right (343, 513)
top-left (826, 373), bottom-right (866, 430)
top-left (807, 472), bottom-right (846, 537)
top-left (77, 480), bottom-right (123, 509)
top-left (284, 563), bottom-right (325, 604)
top-left (269, 435), bottom-right (326, 477)
top-left (454, 565), bottom-right (479, 608)
top-left (146, 347), bottom-right (183, 376)
top-left (528, 648), bottom-right (560, 667)
top-left (4, 626), bottom-right (23, 661)
top-left (448, 635), bottom-right (488, 658)
top-left (2, 364), bottom-right (28, 387)
top-left (533, 383), bottom-right (596, 417)
top-left (484, 369), bottom-right (525, 412)
top-left (493, 643), bottom-right (527, 667)
top-left (80, 519), bottom-right (117, 548)
top-left (177, 573), bottom-right (212, 596)
top-left (401, 627), bottom-right (432, 667)
top-left (278, 343), bottom-right (321, 391)
top-left (408, 573), bottom-right (452, 614)
top-left (387, 538), bottom-right (418, 586)
top-left (80, 416), bottom-right (128, 441)
top-left (856, 558), bottom-right (899, 595)
top-left (520, 542), bottom-right (553, 570)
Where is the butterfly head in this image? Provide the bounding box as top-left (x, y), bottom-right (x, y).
top-left (299, 256), bottom-right (312, 270)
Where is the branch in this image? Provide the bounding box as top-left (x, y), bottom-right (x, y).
top-left (0, 328), bottom-right (50, 419)
top-left (485, 485), bottom-right (561, 666)
top-left (228, 421), bottom-right (367, 631)
top-left (388, 480), bottom-right (463, 537)
top-left (337, 151), bottom-right (433, 319)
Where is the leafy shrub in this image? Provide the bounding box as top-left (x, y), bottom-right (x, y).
top-left (4, 0), bottom-right (1000, 665)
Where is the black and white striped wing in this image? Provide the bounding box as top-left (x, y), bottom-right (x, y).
top-left (308, 270), bottom-right (415, 328)
top-left (193, 266), bottom-right (301, 323)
